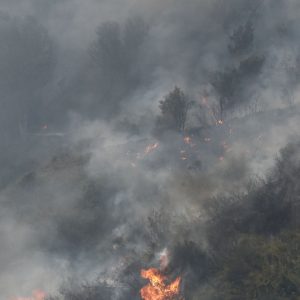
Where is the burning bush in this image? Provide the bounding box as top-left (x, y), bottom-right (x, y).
top-left (140, 268), bottom-right (182, 300)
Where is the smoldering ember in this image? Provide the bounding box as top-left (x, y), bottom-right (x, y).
top-left (0, 0), bottom-right (300, 299)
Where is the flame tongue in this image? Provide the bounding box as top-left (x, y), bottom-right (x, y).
top-left (144, 143), bottom-right (159, 155)
top-left (140, 268), bottom-right (182, 300)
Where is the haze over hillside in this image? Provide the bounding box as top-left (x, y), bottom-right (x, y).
top-left (0, 1), bottom-right (300, 299)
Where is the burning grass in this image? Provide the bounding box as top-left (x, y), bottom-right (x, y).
top-left (140, 268), bottom-right (182, 300)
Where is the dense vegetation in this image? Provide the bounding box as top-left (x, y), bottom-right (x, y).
top-left (199, 141), bottom-right (300, 299)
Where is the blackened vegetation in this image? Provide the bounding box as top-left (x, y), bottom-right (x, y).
top-left (51, 180), bottom-right (118, 258)
top-left (48, 283), bottom-right (114, 300)
top-left (228, 21), bottom-right (254, 55)
top-left (82, 17), bottom-right (149, 119)
top-left (211, 21), bottom-right (265, 120)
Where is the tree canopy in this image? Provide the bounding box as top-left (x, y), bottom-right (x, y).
top-left (157, 86), bottom-right (191, 132)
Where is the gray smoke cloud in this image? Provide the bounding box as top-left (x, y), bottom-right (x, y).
top-left (0, 0), bottom-right (300, 299)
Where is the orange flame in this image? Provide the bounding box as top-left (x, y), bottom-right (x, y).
top-left (140, 268), bottom-right (182, 300)
top-left (144, 143), bottom-right (159, 155)
top-left (183, 136), bottom-right (192, 145)
top-left (11, 290), bottom-right (46, 300)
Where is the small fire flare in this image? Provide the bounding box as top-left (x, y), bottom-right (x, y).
top-left (11, 290), bottom-right (46, 300)
top-left (183, 136), bottom-right (192, 145)
top-left (140, 268), bottom-right (182, 300)
top-left (144, 143), bottom-right (159, 155)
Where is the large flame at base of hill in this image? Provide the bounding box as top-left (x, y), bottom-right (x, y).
top-left (140, 268), bottom-right (182, 300)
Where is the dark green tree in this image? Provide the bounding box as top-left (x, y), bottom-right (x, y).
top-left (158, 86), bottom-right (191, 132)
